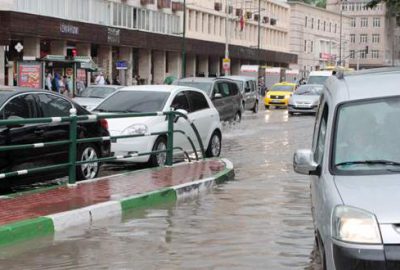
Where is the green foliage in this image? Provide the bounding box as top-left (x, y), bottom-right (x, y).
top-left (366, 0), bottom-right (400, 15)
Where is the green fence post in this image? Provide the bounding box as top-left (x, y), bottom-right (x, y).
top-left (68, 108), bottom-right (78, 185)
top-left (166, 110), bottom-right (174, 166)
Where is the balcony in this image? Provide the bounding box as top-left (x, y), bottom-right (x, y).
top-left (12, 0), bottom-right (181, 36)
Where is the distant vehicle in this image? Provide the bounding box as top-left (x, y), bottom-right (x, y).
top-left (93, 85), bottom-right (222, 167)
top-left (222, 75), bottom-right (259, 113)
top-left (288, 84), bottom-right (323, 115)
top-left (0, 88), bottom-right (111, 190)
top-left (293, 68), bottom-right (400, 270)
top-left (173, 77), bottom-right (242, 122)
top-left (73, 85), bottom-right (123, 111)
top-left (263, 82), bottom-right (296, 109)
top-left (306, 70), bottom-right (333, 85)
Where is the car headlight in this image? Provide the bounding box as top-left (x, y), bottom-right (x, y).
top-left (121, 124), bottom-right (148, 135)
top-left (332, 206), bottom-right (382, 244)
top-left (285, 94), bottom-right (291, 99)
top-left (266, 95), bottom-right (271, 99)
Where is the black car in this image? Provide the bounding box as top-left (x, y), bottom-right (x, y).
top-left (0, 88), bottom-right (111, 190)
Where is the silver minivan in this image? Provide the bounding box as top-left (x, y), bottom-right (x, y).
top-left (293, 68), bottom-right (400, 270)
top-left (222, 75), bottom-right (259, 113)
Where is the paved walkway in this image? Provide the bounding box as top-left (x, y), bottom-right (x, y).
top-left (0, 160), bottom-right (227, 226)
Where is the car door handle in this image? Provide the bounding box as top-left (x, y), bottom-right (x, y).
top-left (34, 129), bottom-right (45, 135)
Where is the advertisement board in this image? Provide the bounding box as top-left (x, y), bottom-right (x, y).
top-left (18, 62), bottom-right (42, 89)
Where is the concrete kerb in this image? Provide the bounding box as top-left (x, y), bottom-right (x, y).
top-left (0, 158), bottom-right (234, 246)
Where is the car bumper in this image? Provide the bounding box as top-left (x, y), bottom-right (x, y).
top-left (110, 135), bottom-right (156, 163)
top-left (264, 97), bottom-right (289, 106)
top-left (288, 104), bottom-right (318, 113)
top-left (332, 240), bottom-right (400, 270)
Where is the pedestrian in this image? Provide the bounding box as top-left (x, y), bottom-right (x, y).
top-left (45, 73), bottom-right (52, 90)
top-left (105, 76), bottom-right (111, 85)
top-left (95, 72), bottom-right (105, 85)
top-left (113, 75), bottom-right (121, 85)
top-left (52, 73), bottom-right (61, 93)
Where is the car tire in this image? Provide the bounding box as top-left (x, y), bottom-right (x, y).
top-left (205, 131), bottom-right (221, 158)
top-left (148, 136), bottom-right (167, 167)
top-left (76, 144), bottom-right (100, 180)
top-left (265, 105), bottom-right (270, 110)
top-left (252, 101), bottom-right (258, 113)
top-left (233, 112), bottom-right (241, 123)
top-left (288, 111), bottom-right (294, 116)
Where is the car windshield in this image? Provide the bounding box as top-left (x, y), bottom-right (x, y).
top-left (233, 81), bottom-right (244, 92)
top-left (94, 91), bottom-right (170, 113)
top-left (271, 85), bottom-right (294, 92)
top-left (333, 96), bottom-right (400, 174)
top-left (77, 87), bottom-right (116, 98)
top-left (307, 76), bottom-right (329, 85)
top-left (295, 85), bottom-right (323, 95)
top-left (175, 81), bottom-right (212, 95)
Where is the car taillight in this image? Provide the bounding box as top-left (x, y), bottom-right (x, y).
top-left (99, 119), bottom-right (108, 130)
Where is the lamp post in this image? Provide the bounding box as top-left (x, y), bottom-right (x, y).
top-left (257, 0), bottom-right (261, 65)
top-left (224, 0), bottom-right (231, 75)
top-left (181, 0), bottom-right (187, 78)
top-left (338, 0), bottom-right (342, 66)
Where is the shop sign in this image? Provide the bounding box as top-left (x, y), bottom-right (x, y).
top-left (116, 60), bottom-right (128, 70)
top-left (222, 58), bottom-right (230, 71)
top-left (18, 62), bottom-right (42, 89)
top-left (320, 53), bottom-right (334, 61)
top-left (60, 23), bottom-right (79, 35)
top-left (107, 28), bottom-right (120, 44)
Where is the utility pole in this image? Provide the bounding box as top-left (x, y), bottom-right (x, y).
top-left (257, 0), bottom-right (261, 65)
top-left (338, 0), bottom-right (342, 66)
top-left (181, 0), bottom-right (187, 78)
top-left (224, 0), bottom-right (230, 75)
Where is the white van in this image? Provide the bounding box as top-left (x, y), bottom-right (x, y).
top-left (307, 70), bottom-right (333, 85)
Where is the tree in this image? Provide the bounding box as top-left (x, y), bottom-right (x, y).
top-left (366, 0), bottom-right (400, 16)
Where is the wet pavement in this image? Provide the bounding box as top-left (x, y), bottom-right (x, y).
top-left (0, 108), bottom-right (321, 270)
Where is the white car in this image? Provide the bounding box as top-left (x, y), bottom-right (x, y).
top-left (73, 85), bottom-right (123, 111)
top-left (93, 85), bottom-right (222, 166)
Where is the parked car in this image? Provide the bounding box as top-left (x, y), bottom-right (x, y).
top-left (73, 85), bottom-right (123, 111)
top-left (173, 77), bottom-right (242, 122)
top-left (0, 88), bottom-right (111, 191)
top-left (264, 82), bottom-right (296, 109)
top-left (306, 70), bottom-right (333, 85)
top-left (93, 85), bottom-right (222, 166)
top-left (288, 84), bottom-right (323, 115)
top-left (293, 68), bottom-right (400, 270)
top-left (222, 75), bottom-right (259, 113)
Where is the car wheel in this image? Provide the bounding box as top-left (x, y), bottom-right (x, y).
top-left (265, 105), bottom-right (270, 110)
top-left (205, 131), bottom-right (221, 158)
top-left (76, 144), bottom-right (100, 180)
top-left (288, 111), bottom-right (294, 116)
top-left (233, 112), bottom-right (241, 123)
top-left (252, 101), bottom-right (258, 113)
top-left (148, 136), bottom-right (167, 167)
top-left (316, 233), bottom-right (327, 270)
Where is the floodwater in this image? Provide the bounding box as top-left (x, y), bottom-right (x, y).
top-left (0, 109), bottom-right (322, 270)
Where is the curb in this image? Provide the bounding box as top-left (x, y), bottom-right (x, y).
top-left (0, 158), bottom-right (234, 246)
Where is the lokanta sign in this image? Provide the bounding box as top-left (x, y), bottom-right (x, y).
top-left (18, 62), bottom-right (42, 89)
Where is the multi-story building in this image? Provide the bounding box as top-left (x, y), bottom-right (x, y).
top-left (288, 1), bottom-right (350, 76)
top-left (0, 0), bottom-right (297, 90)
top-left (327, 0), bottom-right (400, 69)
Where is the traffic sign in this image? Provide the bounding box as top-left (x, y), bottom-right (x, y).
top-left (222, 58), bottom-right (230, 71)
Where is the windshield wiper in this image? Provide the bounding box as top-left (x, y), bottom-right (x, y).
top-left (335, 160), bottom-right (400, 167)
top-left (94, 109), bottom-right (110, 112)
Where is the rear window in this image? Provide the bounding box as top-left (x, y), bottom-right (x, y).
top-left (77, 87), bottom-right (117, 98)
top-left (271, 85), bottom-right (294, 92)
top-left (175, 81), bottom-right (212, 95)
top-left (95, 91), bottom-right (170, 113)
top-left (307, 76), bottom-right (329, 85)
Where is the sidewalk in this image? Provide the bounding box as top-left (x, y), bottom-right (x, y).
top-left (0, 159), bottom-right (234, 246)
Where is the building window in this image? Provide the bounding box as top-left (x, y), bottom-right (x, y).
top-left (351, 18), bottom-right (356, 27)
top-left (304, 40), bottom-right (307, 52)
top-left (371, 50), bottom-right (379, 58)
top-left (311, 18), bottom-right (314, 29)
top-left (323, 21), bottom-right (326, 31)
top-left (361, 17), bottom-right (368, 27)
top-left (305, 16), bottom-right (307, 27)
top-left (317, 19), bottom-right (320, 30)
top-left (373, 17), bottom-right (381, 27)
top-left (329, 22), bottom-right (332, 32)
top-left (372, 34), bottom-right (380, 43)
top-left (310, 40), bottom-right (313, 52)
top-left (350, 50), bottom-right (355, 59)
top-left (334, 23), bottom-right (337, 33)
top-left (350, 34), bottom-right (355, 43)
top-left (360, 50), bottom-right (367, 58)
top-left (360, 34), bottom-right (368, 43)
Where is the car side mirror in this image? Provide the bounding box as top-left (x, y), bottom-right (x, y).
top-left (173, 109), bottom-right (188, 123)
top-left (293, 149), bottom-right (319, 175)
top-left (245, 87), bottom-right (251, 93)
top-left (6, 115), bottom-right (24, 129)
top-left (213, 93), bottom-right (223, 100)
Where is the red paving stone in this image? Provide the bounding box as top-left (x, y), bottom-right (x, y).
top-left (0, 160), bottom-right (225, 226)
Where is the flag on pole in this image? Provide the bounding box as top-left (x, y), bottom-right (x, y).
top-left (239, 15), bottom-right (245, 31)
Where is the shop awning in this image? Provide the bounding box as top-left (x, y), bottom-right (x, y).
top-left (40, 55), bottom-right (98, 71)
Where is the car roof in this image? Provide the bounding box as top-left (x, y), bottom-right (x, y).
top-left (116, 84), bottom-right (204, 93)
top-left (221, 75), bottom-right (255, 81)
top-left (325, 68), bottom-right (400, 105)
top-left (176, 77), bottom-right (236, 83)
top-left (273, 82), bottom-right (296, 86)
top-left (309, 70), bottom-right (332, 76)
top-left (85, 85), bottom-right (123, 89)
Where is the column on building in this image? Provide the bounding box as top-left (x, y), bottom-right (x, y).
top-left (98, 46), bottom-right (112, 83)
top-left (231, 58), bottom-right (241, 75)
top-left (0, 47), bottom-right (5, 85)
top-left (153, 50), bottom-right (166, 84)
top-left (198, 55), bottom-right (209, 77)
top-left (185, 54), bottom-right (196, 77)
top-left (138, 49), bottom-right (151, 84)
top-left (119, 46), bottom-right (133, 86)
top-left (209, 56), bottom-right (220, 77)
top-left (76, 43), bottom-right (91, 56)
top-left (167, 51), bottom-right (181, 79)
top-left (50, 40), bottom-right (67, 55)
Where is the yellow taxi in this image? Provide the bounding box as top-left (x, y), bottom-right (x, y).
top-left (264, 82), bottom-right (296, 109)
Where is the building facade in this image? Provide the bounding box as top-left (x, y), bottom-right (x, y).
top-left (0, 0), bottom-right (297, 89)
top-left (289, 1), bottom-right (350, 76)
top-left (327, 0), bottom-right (400, 69)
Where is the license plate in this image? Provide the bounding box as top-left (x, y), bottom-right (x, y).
top-left (271, 100), bottom-right (283, 104)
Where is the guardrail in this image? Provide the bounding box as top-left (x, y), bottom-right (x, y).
top-left (0, 109), bottom-right (205, 186)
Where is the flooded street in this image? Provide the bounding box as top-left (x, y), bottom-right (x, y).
top-left (0, 109), bottom-right (320, 270)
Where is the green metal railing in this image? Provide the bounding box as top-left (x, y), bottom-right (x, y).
top-left (0, 109), bottom-right (205, 185)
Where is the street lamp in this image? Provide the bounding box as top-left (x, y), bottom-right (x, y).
top-left (181, 0), bottom-right (187, 78)
top-left (338, 0), bottom-right (343, 66)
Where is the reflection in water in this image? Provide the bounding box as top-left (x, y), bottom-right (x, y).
top-left (0, 109), bottom-right (321, 270)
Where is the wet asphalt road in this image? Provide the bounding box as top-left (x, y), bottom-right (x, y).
top-left (0, 108), bottom-right (322, 270)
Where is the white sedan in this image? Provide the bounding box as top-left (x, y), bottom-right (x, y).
top-left (93, 85), bottom-right (222, 166)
